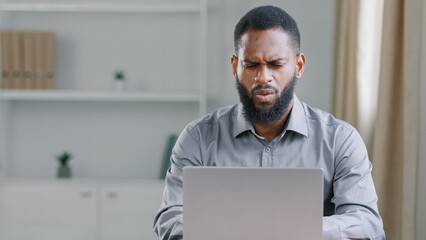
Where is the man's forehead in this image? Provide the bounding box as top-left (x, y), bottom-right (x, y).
top-left (239, 28), bottom-right (290, 44)
top-left (238, 28), bottom-right (294, 58)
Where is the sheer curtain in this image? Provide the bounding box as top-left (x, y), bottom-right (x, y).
top-left (333, 0), bottom-right (360, 133)
top-left (333, 0), bottom-right (422, 239)
top-left (333, 0), bottom-right (382, 151)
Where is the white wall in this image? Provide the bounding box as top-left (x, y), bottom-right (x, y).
top-left (206, 0), bottom-right (336, 113)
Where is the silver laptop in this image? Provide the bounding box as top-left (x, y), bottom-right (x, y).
top-left (183, 167), bottom-right (323, 240)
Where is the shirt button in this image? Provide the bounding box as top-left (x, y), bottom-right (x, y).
top-left (265, 147), bottom-right (271, 153)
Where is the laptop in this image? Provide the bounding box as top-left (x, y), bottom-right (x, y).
top-left (183, 167), bottom-right (323, 240)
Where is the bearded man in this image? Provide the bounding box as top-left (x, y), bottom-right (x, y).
top-left (154, 5), bottom-right (385, 240)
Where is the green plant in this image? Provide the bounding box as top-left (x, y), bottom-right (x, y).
top-left (56, 151), bottom-right (73, 167)
top-left (114, 70), bottom-right (125, 81)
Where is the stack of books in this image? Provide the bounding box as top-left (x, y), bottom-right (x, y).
top-left (1, 31), bottom-right (56, 90)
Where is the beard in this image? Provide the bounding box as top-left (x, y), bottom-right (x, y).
top-left (235, 74), bottom-right (297, 126)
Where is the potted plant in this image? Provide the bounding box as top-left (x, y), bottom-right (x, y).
top-left (113, 69), bottom-right (126, 91)
top-left (56, 151), bottom-right (73, 178)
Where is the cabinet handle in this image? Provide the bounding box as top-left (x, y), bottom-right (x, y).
top-left (106, 191), bottom-right (119, 199)
top-left (80, 191), bottom-right (93, 198)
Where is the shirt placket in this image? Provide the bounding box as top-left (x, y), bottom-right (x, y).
top-left (261, 144), bottom-right (274, 167)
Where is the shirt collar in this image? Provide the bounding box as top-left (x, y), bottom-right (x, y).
top-left (234, 104), bottom-right (255, 138)
top-left (286, 95), bottom-right (309, 137)
top-left (233, 94), bottom-right (308, 138)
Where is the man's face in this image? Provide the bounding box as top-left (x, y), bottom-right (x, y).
top-left (231, 28), bottom-right (305, 125)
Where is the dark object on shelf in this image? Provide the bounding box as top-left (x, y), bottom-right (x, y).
top-left (56, 151), bottom-right (73, 178)
top-left (160, 134), bottom-right (179, 179)
top-left (57, 165), bottom-right (72, 178)
top-left (114, 70), bottom-right (125, 81)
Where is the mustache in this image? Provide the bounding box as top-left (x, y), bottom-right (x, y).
top-left (250, 84), bottom-right (279, 95)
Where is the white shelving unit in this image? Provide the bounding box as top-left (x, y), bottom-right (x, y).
top-left (0, 0), bottom-right (207, 112)
top-left (0, 3), bottom-right (206, 239)
top-left (0, 90), bottom-right (201, 102)
top-left (0, 0), bottom-right (207, 178)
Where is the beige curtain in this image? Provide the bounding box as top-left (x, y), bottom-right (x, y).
top-left (372, 0), bottom-right (422, 239)
top-left (333, 0), bottom-right (422, 239)
top-left (333, 0), bottom-right (360, 129)
top-left (333, 0), bottom-right (382, 151)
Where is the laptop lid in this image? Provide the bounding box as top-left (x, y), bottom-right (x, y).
top-left (183, 167), bottom-right (323, 240)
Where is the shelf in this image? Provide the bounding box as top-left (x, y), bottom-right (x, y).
top-left (0, 3), bottom-right (202, 13)
top-left (0, 90), bottom-right (201, 102)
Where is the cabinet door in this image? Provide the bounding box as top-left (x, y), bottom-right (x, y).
top-left (2, 181), bottom-right (97, 240)
top-left (100, 180), bottom-right (164, 240)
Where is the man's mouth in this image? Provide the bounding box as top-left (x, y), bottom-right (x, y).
top-left (253, 89), bottom-right (276, 103)
top-left (253, 89), bottom-right (276, 96)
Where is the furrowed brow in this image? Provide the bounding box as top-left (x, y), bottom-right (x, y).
top-left (267, 58), bottom-right (285, 63)
top-left (242, 59), bottom-right (258, 64)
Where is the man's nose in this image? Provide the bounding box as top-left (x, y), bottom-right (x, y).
top-left (254, 65), bottom-right (272, 84)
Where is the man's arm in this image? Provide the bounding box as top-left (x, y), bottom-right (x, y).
top-left (323, 128), bottom-right (385, 239)
top-left (153, 125), bottom-right (202, 240)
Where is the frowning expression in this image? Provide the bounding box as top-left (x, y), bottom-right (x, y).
top-left (232, 28), bottom-right (305, 110)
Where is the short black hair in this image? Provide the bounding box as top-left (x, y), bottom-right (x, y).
top-left (234, 5), bottom-right (300, 55)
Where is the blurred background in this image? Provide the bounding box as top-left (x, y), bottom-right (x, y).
top-left (0, 0), bottom-right (424, 239)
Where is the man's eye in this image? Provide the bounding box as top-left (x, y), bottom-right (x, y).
top-left (244, 64), bottom-right (257, 69)
top-left (269, 63), bottom-right (284, 68)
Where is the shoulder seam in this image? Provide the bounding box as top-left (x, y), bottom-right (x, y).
top-left (300, 102), bottom-right (354, 132)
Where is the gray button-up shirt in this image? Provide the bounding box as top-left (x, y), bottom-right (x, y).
top-left (154, 95), bottom-right (385, 240)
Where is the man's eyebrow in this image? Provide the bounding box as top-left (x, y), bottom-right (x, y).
top-left (242, 59), bottom-right (258, 64)
top-left (243, 58), bottom-right (286, 64)
top-left (267, 58), bottom-right (285, 63)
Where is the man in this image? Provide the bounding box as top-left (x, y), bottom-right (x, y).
top-left (154, 5), bottom-right (385, 240)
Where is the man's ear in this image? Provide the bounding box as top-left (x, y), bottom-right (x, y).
top-left (295, 53), bottom-right (306, 79)
top-left (231, 55), bottom-right (238, 78)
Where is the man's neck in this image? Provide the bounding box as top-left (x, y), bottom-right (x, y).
top-left (252, 100), bottom-right (294, 143)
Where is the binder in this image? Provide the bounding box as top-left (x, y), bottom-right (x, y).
top-left (11, 32), bottom-right (24, 89)
top-left (44, 32), bottom-right (55, 89)
top-left (1, 32), bottom-right (12, 89)
top-left (23, 32), bottom-right (35, 89)
top-left (34, 32), bottom-right (45, 89)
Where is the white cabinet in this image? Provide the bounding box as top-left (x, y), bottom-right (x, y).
top-left (2, 180), bottom-right (97, 240)
top-left (100, 181), bottom-right (164, 240)
top-left (0, 179), bottom-right (165, 240)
